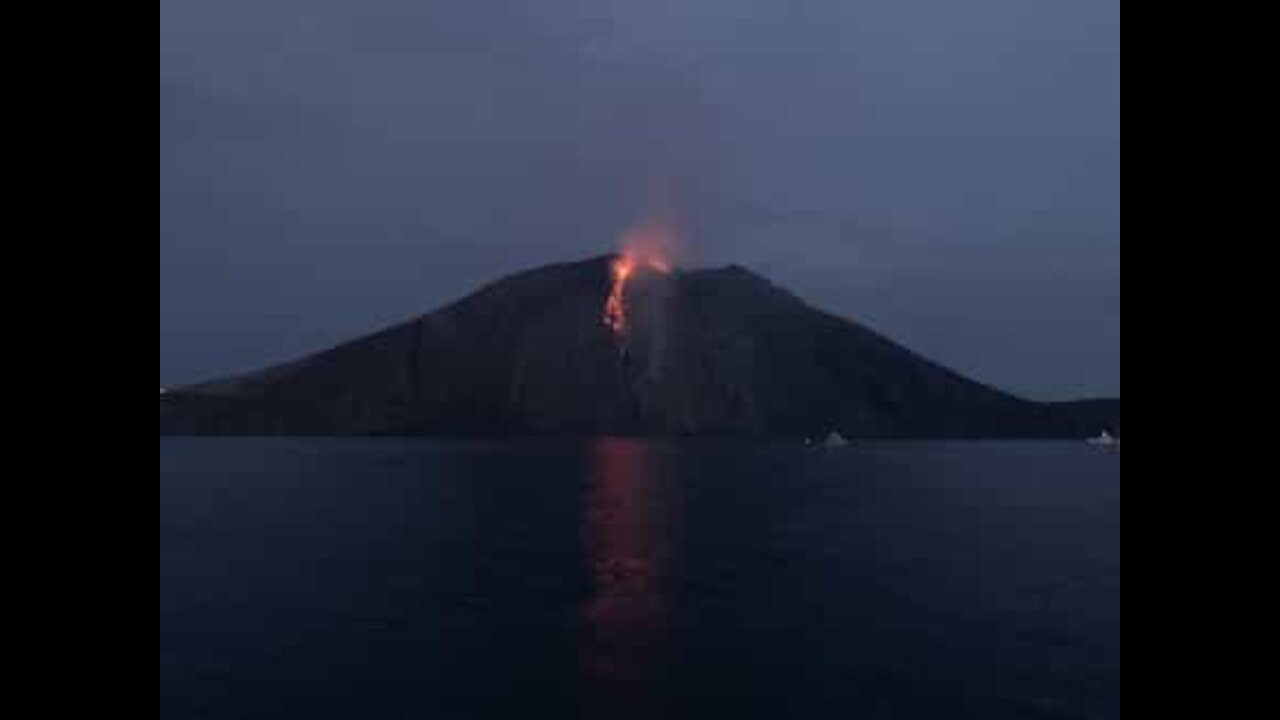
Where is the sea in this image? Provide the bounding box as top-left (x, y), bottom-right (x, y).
top-left (160, 439), bottom-right (1121, 719)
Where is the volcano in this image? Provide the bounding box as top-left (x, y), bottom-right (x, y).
top-left (159, 256), bottom-right (1119, 438)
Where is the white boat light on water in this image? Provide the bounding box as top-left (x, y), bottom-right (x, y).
top-left (1088, 430), bottom-right (1120, 448)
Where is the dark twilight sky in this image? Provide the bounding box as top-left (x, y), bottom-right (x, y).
top-left (160, 0), bottom-right (1120, 401)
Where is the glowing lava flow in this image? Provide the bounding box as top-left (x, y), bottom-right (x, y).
top-left (603, 213), bottom-right (679, 338)
top-left (604, 250), bottom-right (671, 337)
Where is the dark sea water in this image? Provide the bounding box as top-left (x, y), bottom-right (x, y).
top-left (160, 440), bottom-right (1121, 720)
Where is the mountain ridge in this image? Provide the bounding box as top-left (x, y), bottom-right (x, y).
top-left (160, 256), bottom-right (1119, 438)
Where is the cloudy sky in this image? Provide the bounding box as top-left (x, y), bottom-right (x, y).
top-left (160, 0), bottom-right (1120, 400)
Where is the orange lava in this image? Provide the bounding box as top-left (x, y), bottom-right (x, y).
top-left (603, 217), bottom-right (678, 338)
top-left (604, 250), bottom-right (671, 337)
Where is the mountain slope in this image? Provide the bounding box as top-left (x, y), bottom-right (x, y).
top-left (159, 257), bottom-right (1119, 438)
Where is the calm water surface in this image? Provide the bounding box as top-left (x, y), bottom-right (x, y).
top-left (160, 440), bottom-right (1121, 719)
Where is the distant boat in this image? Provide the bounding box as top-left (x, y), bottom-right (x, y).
top-left (1088, 430), bottom-right (1120, 448)
top-left (809, 432), bottom-right (851, 450)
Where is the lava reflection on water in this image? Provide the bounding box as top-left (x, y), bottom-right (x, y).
top-left (581, 440), bottom-right (676, 712)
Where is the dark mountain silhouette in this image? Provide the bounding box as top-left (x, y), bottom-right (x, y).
top-left (159, 257), bottom-right (1119, 438)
